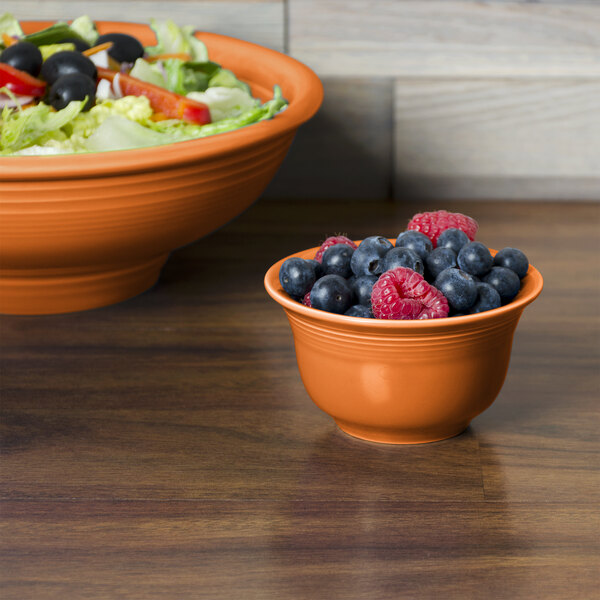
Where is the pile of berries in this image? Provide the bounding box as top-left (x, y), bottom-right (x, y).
top-left (278, 210), bottom-right (529, 320)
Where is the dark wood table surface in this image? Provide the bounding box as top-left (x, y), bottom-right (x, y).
top-left (1, 199), bottom-right (598, 599)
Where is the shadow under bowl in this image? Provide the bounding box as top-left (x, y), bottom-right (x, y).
top-left (0, 21), bottom-right (323, 315)
top-left (264, 245), bottom-right (543, 445)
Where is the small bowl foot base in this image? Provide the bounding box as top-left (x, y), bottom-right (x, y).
top-left (0, 255), bottom-right (168, 315)
top-left (334, 419), bottom-right (470, 445)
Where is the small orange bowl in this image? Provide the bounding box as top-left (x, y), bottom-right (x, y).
top-left (265, 243), bottom-right (543, 444)
top-left (0, 21), bottom-right (323, 315)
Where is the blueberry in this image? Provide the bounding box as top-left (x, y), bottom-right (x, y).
top-left (345, 304), bottom-right (373, 318)
top-left (437, 228), bottom-right (470, 254)
top-left (322, 244), bottom-right (355, 278)
top-left (457, 241), bottom-right (493, 277)
top-left (425, 247), bottom-right (457, 281)
top-left (382, 247), bottom-right (424, 275)
top-left (493, 247), bottom-right (529, 279)
top-left (310, 275), bottom-right (354, 314)
top-left (469, 282), bottom-right (501, 314)
top-left (352, 275), bottom-right (378, 306)
top-left (350, 236), bottom-right (394, 277)
top-left (279, 257), bottom-right (316, 297)
top-left (434, 268), bottom-right (478, 311)
top-left (482, 267), bottom-right (521, 304)
top-left (305, 259), bottom-right (324, 280)
top-left (395, 230), bottom-right (432, 260)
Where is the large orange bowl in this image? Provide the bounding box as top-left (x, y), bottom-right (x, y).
top-left (0, 21), bottom-right (323, 315)
top-left (264, 245), bottom-right (543, 444)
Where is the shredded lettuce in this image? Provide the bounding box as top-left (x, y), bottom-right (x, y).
top-left (70, 15), bottom-right (99, 46)
top-left (0, 13), bottom-right (23, 40)
top-left (130, 57), bottom-right (221, 96)
top-left (129, 58), bottom-right (166, 88)
top-left (1, 99), bottom-right (86, 154)
top-left (0, 15), bottom-right (290, 155)
top-left (0, 96), bottom-right (153, 154)
top-left (146, 18), bottom-right (208, 62)
top-left (187, 86), bottom-right (258, 122)
top-left (84, 115), bottom-right (183, 152)
top-left (208, 68), bottom-right (250, 94)
top-left (39, 43), bottom-right (76, 60)
top-left (165, 59), bottom-right (220, 95)
top-left (65, 96), bottom-right (154, 138)
top-left (150, 85), bottom-right (287, 138)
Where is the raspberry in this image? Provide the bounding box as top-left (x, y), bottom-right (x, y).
top-left (302, 290), bottom-right (312, 307)
top-left (407, 210), bottom-right (478, 248)
top-left (314, 235), bottom-right (357, 263)
top-left (371, 267), bottom-right (449, 320)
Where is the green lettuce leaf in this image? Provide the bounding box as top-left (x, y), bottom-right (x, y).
top-left (130, 57), bottom-right (221, 96)
top-left (39, 43), bottom-right (76, 60)
top-left (186, 86), bottom-right (258, 122)
top-left (1, 99), bottom-right (86, 153)
top-left (149, 85), bottom-right (287, 138)
top-left (129, 58), bottom-right (167, 88)
top-left (83, 115), bottom-right (185, 152)
top-left (70, 15), bottom-right (99, 46)
top-left (23, 22), bottom-right (86, 47)
top-left (0, 13), bottom-right (23, 40)
top-left (146, 19), bottom-right (208, 62)
top-left (162, 59), bottom-right (220, 95)
top-left (208, 68), bottom-right (250, 94)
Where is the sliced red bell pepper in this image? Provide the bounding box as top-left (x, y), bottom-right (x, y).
top-left (0, 63), bottom-right (46, 97)
top-left (97, 67), bottom-right (211, 125)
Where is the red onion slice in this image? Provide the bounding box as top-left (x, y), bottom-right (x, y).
top-left (112, 73), bottom-right (123, 98)
top-left (0, 94), bottom-right (34, 109)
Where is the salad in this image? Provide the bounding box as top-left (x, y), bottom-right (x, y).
top-left (0, 14), bottom-right (287, 155)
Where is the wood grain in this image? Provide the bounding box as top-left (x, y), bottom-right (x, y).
top-left (289, 0), bottom-right (600, 77)
top-left (1, 501), bottom-right (598, 600)
top-left (1, 200), bottom-right (599, 598)
top-left (12, 0), bottom-right (285, 51)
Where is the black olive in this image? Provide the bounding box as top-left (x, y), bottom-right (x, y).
top-left (40, 51), bottom-right (97, 85)
top-left (95, 33), bottom-right (144, 64)
top-left (47, 73), bottom-right (96, 111)
top-left (57, 37), bottom-right (91, 52)
top-left (0, 41), bottom-right (43, 76)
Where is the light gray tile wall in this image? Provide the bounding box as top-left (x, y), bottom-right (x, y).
top-left (393, 78), bottom-right (600, 200)
top-left (284, 0), bottom-right (600, 200)
top-left (288, 0), bottom-right (600, 78)
top-left (12, 1), bottom-right (285, 51)
top-left (265, 78), bottom-right (393, 200)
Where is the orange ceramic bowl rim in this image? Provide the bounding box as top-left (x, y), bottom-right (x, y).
top-left (264, 242), bottom-right (544, 332)
top-left (1, 21), bottom-right (324, 181)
